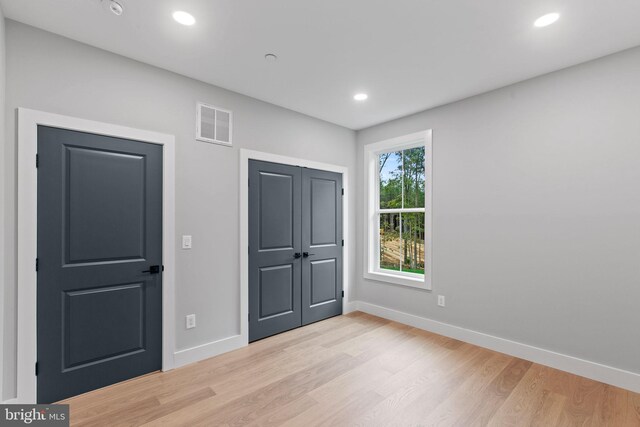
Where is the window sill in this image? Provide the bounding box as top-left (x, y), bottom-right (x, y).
top-left (363, 270), bottom-right (432, 290)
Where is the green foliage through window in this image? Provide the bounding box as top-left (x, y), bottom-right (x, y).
top-left (378, 146), bottom-right (426, 275)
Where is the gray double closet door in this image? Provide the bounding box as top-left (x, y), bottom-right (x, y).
top-left (249, 160), bottom-right (343, 342)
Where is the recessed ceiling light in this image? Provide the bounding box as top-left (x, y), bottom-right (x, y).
top-left (264, 53), bottom-right (278, 62)
top-left (354, 93), bottom-right (368, 101)
top-left (534, 12), bottom-right (560, 28)
top-left (173, 11), bottom-right (196, 26)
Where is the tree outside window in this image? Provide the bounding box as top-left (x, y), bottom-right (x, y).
top-left (378, 146), bottom-right (426, 276)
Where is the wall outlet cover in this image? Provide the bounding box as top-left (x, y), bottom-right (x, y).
top-left (186, 314), bottom-right (196, 329)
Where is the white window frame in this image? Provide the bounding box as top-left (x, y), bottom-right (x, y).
top-left (363, 130), bottom-right (432, 290)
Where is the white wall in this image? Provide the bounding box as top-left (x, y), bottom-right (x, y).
top-left (2, 21), bottom-right (356, 400)
top-left (0, 6), bottom-right (6, 402)
top-left (356, 46), bottom-right (640, 376)
top-left (4, 14), bottom-right (640, 401)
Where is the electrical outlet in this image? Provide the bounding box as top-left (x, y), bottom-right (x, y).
top-left (186, 314), bottom-right (196, 329)
top-left (437, 295), bottom-right (445, 307)
top-left (182, 235), bottom-right (192, 249)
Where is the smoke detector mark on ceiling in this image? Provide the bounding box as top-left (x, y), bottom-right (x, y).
top-left (107, 0), bottom-right (123, 16)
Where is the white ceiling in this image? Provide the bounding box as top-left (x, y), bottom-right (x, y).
top-left (2, 0), bottom-right (640, 130)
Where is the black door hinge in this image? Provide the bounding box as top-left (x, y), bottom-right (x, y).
top-left (341, 188), bottom-right (344, 196)
top-left (35, 258), bottom-right (39, 272)
top-left (35, 362), bottom-right (39, 376)
top-left (341, 290), bottom-right (344, 298)
top-left (36, 154), bottom-right (39, 168)
top-left (341, 240), bottom-right (344, 247)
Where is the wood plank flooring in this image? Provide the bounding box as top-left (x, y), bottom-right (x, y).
top-left (60, 312), bottom-right (640, 426)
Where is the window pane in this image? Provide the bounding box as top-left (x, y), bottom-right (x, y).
top-left (379, 151), bottom-right (402, 209)
top-left (402, 146), bottom-right (425, 208)
top-left (400, 213), bottom-right (425, 274)
top-left (379, 213), bottom-right (401, 271)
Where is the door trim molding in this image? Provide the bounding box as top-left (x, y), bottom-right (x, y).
top-left (16, 108), bottom-right (176, 403)
top-left (239, 149), bottom-right (351, 346)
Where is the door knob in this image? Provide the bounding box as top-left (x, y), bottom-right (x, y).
top-left (293, 252), bottom-right (302, 259)
top-left (142, 265), bottom-right (162, 274)
top-left (303, 252), bottom-right (315, 258)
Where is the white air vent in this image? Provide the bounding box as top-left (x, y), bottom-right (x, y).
top-left (196, 102), bottom-right (233, 146)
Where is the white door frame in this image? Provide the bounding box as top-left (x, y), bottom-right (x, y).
top-left (239, 149), bottom-right (352, 344)
top-left (15, 108), bottom-right (176, 403)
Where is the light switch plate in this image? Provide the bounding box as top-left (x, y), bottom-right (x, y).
top-left (182, 235), bottom-right (192, 249)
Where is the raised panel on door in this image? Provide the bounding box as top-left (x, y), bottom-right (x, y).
top-left (65, 147), bottom-right (146, 264)
top-left (259, 265), bottom-right (294, 319)
top-left (310, 259), bottom-right (337, 305)
top-left (249, 160), bottom-right (302, 342)
top-left (37, 126), bottom-right (163, 403)
top-left (301, 168), bottom-right (343, 325)
top-left (64, 283), bottom-right (145, 369)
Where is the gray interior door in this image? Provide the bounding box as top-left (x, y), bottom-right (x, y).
top-left (37, 126), bottom-right (163, 403)
top-left (301, 168), bottom-right (343, 324)
top-left (249, 160), bottom-right (302, 342)
top-left (249, 160), bottom-right (342, 342)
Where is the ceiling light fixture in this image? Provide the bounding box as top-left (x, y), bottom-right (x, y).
top-left (354, 93), bottom-right (368, 101)
top-left (534, 12), bottom-right (560, 28)
top-left (173, 11), bottom-right (196, 26)
top-left (264, 53), bottom-right (278, 62)
top-left (108, 0), bottom-right (123, 16)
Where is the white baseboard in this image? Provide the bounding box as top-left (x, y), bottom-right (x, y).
top-left (173, 302), bottom-right (355, 369)
top-left (11, 303), bottom-right (634, 401)
top-left (173, 334), bottom-right (247, 369)
top-left (344, 300), bottom-right (358, 314)
top-left (356, 301), bottom-right (640, 394)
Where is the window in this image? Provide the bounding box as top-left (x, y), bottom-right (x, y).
top-left (364, 131), bottom-right (432, 289)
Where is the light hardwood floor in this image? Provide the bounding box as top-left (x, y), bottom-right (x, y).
top-left (60, 312), bottom-right (640, 426)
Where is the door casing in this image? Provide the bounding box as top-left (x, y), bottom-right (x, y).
top-left (15, 108), bottom-right (176, 403)
top-left (240, 149), bottom-right (353, 347)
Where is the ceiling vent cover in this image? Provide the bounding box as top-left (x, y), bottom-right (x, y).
top-left (196, 102), bottom-right (233, 146)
